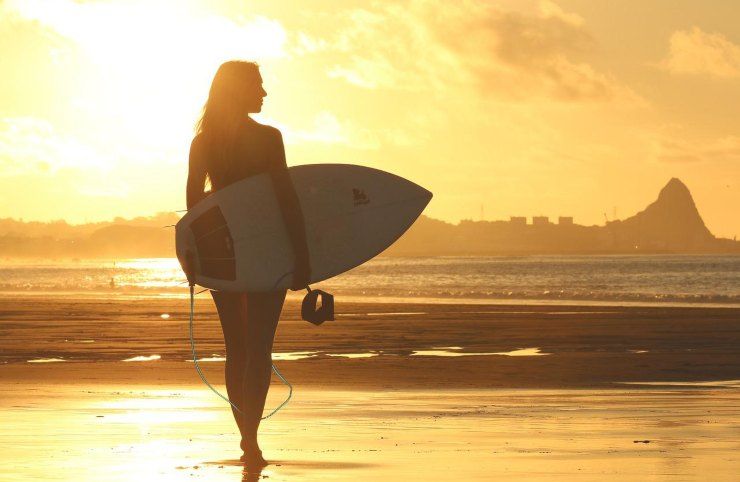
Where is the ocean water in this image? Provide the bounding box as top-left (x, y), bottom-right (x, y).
top-left (0, 255), bottom-right (737, 307)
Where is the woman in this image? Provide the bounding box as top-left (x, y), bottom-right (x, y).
top-left (186, 60), bottom-right (311, 467)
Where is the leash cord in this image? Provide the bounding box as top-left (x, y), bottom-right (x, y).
top-left (188, 283), bottom-right (293, 420)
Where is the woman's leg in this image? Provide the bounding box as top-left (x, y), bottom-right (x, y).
top-left (210, 290), bottom-right (251, 448)
top-left (240, 289), bottom-right (287, 452)
top-left (211, 289), bottom-right (287, 454)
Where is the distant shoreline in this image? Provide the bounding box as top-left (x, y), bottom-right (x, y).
top-left (2, 250), bottom-right (740, 261)
top-left (0, 291), bottom-right (738, 309)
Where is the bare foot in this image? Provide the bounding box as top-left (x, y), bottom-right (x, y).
top-left (240, 449), bottom-right (267, 467)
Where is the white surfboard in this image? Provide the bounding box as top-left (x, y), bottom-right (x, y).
top-left (175, 163), bottom-right (432, 291)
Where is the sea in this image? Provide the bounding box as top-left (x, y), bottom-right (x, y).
top-left (1, 255), bottom-right (738, 307)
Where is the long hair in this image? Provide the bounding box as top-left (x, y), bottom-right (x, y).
top-left (195, 60), bottom-right (261, 188)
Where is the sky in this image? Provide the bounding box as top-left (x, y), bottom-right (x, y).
top-left (1, 0), bottom-right (738, 238)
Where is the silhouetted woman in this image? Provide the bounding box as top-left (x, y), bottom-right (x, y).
top-left (186, 60), bottom-right (311, 467)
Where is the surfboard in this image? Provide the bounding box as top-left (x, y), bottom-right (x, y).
top-left (175, 163), bottom-right (432, 291)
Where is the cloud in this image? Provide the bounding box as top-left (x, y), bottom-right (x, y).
top-left (284, 111), bottom-right (351, 145)
top-left (296, 0), bottom-right (638, 103)
top-left (0, 6), bottom-right (80, 116)
top-left (537, 0), bottom-right (584, 27)
top-left (2, 0), bottom-right (288, 64)
top-left (660, 27), bottom-right (740, 78)
top-left (653, 134), bottom-right (740, 163)
top-left (0, 117), bottom-right (107, 176)
top-left (257, 110), bottom-right (427, 150)
top-left (260, 112), bottom-right (384, 150)
top-left (78, 183), bottom-right (131, 198)
top-left (293, 31), bottom-right (329, 56)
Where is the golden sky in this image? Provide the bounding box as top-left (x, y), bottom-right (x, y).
top-left (1, 0), bottom-right (738, 238)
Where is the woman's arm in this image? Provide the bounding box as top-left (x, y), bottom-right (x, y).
top-left (186, 136), bottom-right (209, 210)
top-left (268, 129), bottom-right (311, 289)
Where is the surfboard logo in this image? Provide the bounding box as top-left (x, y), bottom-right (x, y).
top-left (352, 188), bottom-right (369, 206)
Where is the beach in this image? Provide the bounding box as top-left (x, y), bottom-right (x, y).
top-left (1, 295), bottom-right (739, 480)
top-left (4, 0), bottom-right (740, 478)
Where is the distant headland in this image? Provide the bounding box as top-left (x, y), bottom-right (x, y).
top-left (0, 178), bottom-right (737, 258)
top-left (385, 178), bottom-right (738, 255)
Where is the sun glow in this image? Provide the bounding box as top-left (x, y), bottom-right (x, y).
top-left (4, 0), bottom-right (288, 166)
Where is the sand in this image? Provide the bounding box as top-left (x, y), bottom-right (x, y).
top-left (1, 295), bottom-right (739, 480)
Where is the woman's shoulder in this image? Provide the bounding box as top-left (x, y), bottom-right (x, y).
top-left (190, 132), bottom-right (210, 151)
top-left (244, 117), bottom-right (282, 140)
top-left (189, 133), bottom-right (210, 159)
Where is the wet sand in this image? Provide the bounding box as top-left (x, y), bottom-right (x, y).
top-left (1, 383), bottom-right (738, 481)
top-left (2, 296), bottom-right (738, 387)
top-left (1, 295), bottom-right (739, 480)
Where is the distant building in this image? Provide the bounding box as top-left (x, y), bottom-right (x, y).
top-left (509, 216), bottom-right (527, 225)
top-left (532, 216), bottom-right (550, 226)
top-left (558, 216), bottom-right (573, 225)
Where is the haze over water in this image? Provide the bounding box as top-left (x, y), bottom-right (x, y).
top-left (1, 255), bottom-right (737, 307)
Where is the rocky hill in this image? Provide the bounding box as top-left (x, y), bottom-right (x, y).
top-left (605, 178), bottom-right (716, 250)
top-left (384, 178), bottom-right (738, 255)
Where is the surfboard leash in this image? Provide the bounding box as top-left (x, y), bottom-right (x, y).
top-left (188, 285), bottom-right (292, 420)
top-left (185, 269), bottom-right (320, 420)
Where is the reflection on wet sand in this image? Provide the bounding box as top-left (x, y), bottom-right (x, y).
top-left (122, 355), bottom-right (161, 362)
top-left (200, 458), bottom-right (380, 481)
top-left (411, 347), bottom-right (551, 357)
top-left (1, 384), bottom-right (738, 481)
top-left (325, 352), bottom-right (378, 358)
top-left (186, 351), bottom-right (381, 361)
top-left (272, 351), bottom-right (319, 361)
top-left (26, 345), bottom-right (698, 364)
top-left (186, 356), bottom-right (226, 362)
top-left (619, 380), bottom-right (740, 388)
